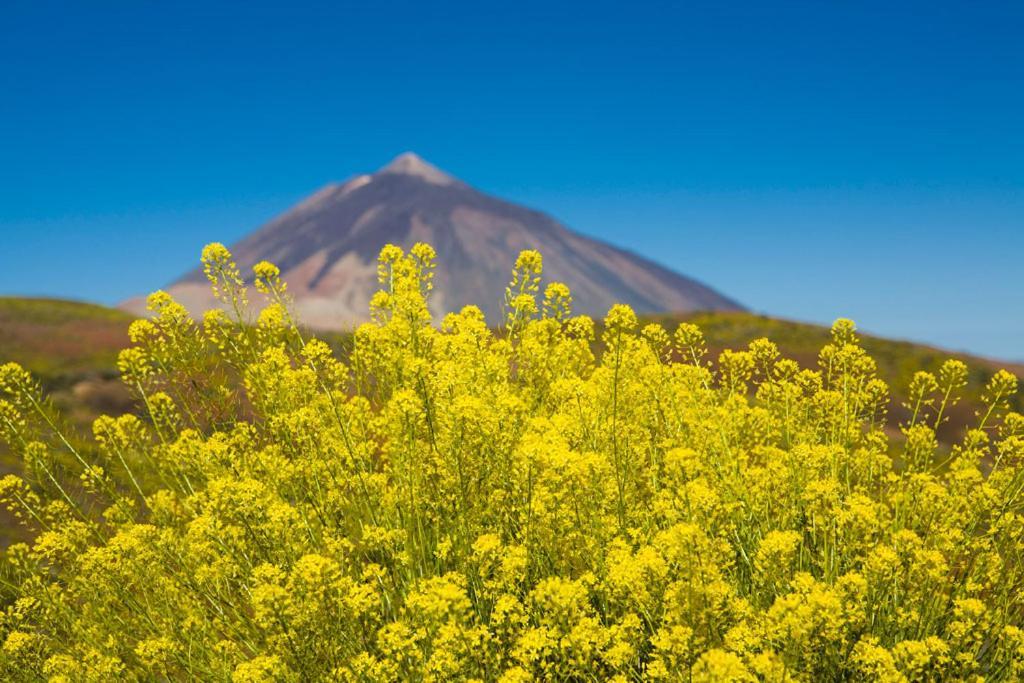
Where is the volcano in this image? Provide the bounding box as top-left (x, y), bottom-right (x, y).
top-left (123, 153), bottom-right (743, 328)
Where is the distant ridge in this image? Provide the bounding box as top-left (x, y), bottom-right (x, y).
top-left (122, 153), bottom-right (743, 329)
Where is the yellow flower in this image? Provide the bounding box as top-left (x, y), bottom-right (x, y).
top-left (232, 656), bottom-right (294, 683)
top-left (0, 241), bottom-right (1021, 681)
top-left (690, 648), bottom-right (755, 682)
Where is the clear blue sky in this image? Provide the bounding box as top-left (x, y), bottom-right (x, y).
top-left (1, 1), bottom-right (1022, 360)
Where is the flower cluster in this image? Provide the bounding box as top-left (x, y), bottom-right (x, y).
top-left (0, 243), bottom-right (1022, 681)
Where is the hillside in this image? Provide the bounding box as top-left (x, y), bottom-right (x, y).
top-left (651, 311), bottom-right (1024, 443)
top-left (0, 298), bottom-right (135, 423)
top-left (0, 298), bottom-right (131, 377)
top-left (5, 297), bottom-right (1018, 446)
top-left (122, 153), bottom-right (743, 327)
top-left (0, 299), bottom-right (135, 543)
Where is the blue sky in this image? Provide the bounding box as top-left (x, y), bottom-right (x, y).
top-left (1, 1), bottom-right (1022, 359)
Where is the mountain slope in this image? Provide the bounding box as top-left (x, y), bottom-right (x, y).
top-left (124, 153), bottom-right (743, 329)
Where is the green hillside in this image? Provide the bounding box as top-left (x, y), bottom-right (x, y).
top-left (1, 298), bottom-right (1019, 444)
top-left (0, 297), bottom-right (132, 379)
top-left (0, 297), bottom-right (136, 424)
top-left (650, 311), bottom-right (1022, 443)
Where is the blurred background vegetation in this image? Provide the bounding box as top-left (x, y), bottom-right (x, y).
top-left (1, 296), bottom-right (1020, 546)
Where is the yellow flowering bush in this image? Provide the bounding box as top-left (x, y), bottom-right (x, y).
top-left (0, 242), bottom-right (1022, 681)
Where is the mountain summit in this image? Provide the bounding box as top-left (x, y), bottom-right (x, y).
top-left (378, 152), bottom-right (459, 186)
top-left (124, 154), bottom-right (743, 329)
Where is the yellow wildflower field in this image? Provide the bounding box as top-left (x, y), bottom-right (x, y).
top-left (0, 243), bottom-right (1021, 681)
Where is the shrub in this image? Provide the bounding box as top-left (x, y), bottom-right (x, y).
top-left (0, 242), bottom-right (1022, 681)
